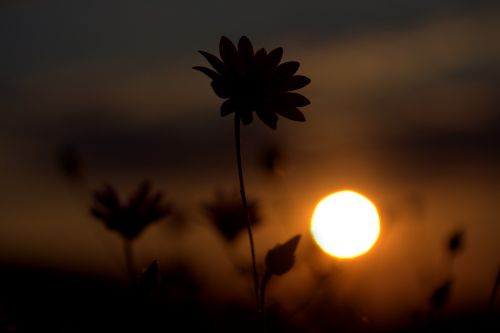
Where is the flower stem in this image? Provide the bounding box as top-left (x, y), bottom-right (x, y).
top-left (124, 239), bottom-right (137, 288)
top-left (487, 265), bottom-right (500, 313)
top-left (260, 271), bottom-right (272, 313)
top-left (234, 113), bottom-right (261, 313)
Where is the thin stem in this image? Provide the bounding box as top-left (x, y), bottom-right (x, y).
top-left (234, 113), bottom-right (261, 312)
top-left (124, 239), bottom-right (137, 288)
top-left (487, 265), bottom-right (500, 313)
top-left (259, 271), bottom-right (272, 333)
top-left (260, 271), bottom-right (272, 314)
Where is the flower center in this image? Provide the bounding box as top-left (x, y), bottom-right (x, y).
top-left (233, 75), bottom-right (267, 110)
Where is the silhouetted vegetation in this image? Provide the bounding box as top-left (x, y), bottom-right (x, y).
top-left (195, 35), bottom-right (311, 317)
top-left (91, 181), bottom-right (171, 286)
top-left (0, 22), bottom-right (498, 332)
top-left (203, 190), bottom-right (260, 242)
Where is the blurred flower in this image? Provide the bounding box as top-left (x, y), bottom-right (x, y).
top-left (58, 145), bottom-right (84, 182)
top-left (430, 279), bottom-right (453, 310)
top-left (447, 229), bottom-right (465, 256)
top-left (194, 36), bottom-right (311, 129)
top-left (203, 190), bottom-right (260, 242)
top-left (265, 234), bottom-right (301, 276)
top-left (91, 181), bottom-right (171, 240)
top-left (258, 143), bottom-right (287, 177)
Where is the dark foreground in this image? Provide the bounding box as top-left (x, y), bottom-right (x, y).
top-left (0, 265), bottom-right (497, 333)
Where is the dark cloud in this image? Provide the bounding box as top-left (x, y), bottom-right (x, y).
top-left (1, 0), bottom-right (498, 77)
top-left (442, 62), bottom-right (500, 82)
top-left (378, 114), bottom-right (500, 177)
top-left (1, 106), bottom-right (275, 172)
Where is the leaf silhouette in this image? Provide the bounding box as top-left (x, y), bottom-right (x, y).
top-left (430, 279), bottom-right (453, 310)
top-left (139, 260), bottom-right (161, 294)
top-left (261, 234), bottom-right (302, 311)
top-left (265, 234), bottom-right (301, 276)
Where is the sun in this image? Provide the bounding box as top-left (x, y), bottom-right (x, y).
top-left (311, 191), bottom-right (380, 259)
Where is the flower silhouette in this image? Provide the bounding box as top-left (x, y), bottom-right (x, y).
top-left (194, 36), bottom-right (311, 129)
top-left (203, 190), bottom-right (260, 242)
top-left (447, 229), bottom-right (465, 256)
top-left (91, 181), bottom-right (171, 240)
top-left (58, 145), bottom-right (84, 182)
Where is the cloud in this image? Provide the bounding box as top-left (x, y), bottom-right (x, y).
top-left (2, 6), bottom-right (500, 179)
top-left (302, 7), bottom-right (500, 102)
top-left (1, 0), bottom-right (498, 78)
top-left (380, 115), bottom-right (500, 171)
top-left (0, 103), bottom-right (280, 176)
top-left (294, 7), bottom-right (500, 143)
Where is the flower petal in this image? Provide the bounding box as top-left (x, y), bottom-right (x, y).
top-left (255, 48), bottom-right (268, 69)
top-left (282, 75), bottom-right (311, 91)
top-left (198, 51), bottom-right (225, 74)
top-left (211, 80), bottom-right (230, 98)
top-left (238, 36), bottom-right (254, 71)
top-left (91, 207), bottom-right (110, 221)
top-left (219, 36), bottom-right (242, 76)
top-left (221, 99), bottom-right (236, 116)
top-left (256, 109), bottom-right (278, 130)
top-left (128, 181), bottom-right (151, 208)
top-left (193, 66), bottom-right (221, 80)
top-left (267, 47), bottom-right (283, 69)
top-left (276, 61), bottom-right (300, 78)
top-left (274, 92), bottom-right (310, 107)
top-left (220, 36), bottom-right (237, 61)
top-left (275, 107), bottom-right (306, 122)
top-left (147, 192), bottom-right (163, 210)
top-left (255, 48), bottom-right (267, 58)
top-left (94, 185), bottom-right (120, 209)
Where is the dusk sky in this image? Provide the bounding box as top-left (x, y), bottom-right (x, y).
top-left (1, 1), bottom-right (500, 331)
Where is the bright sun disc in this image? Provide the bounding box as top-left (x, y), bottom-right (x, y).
top-left (311, 191), bottom-right (380, 259)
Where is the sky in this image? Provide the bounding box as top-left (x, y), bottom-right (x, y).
top-left (1, 0), bottom-right (500, 329)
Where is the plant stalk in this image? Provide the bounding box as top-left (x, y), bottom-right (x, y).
top-left (234, 113), bottom-right (261, 313)
top-left (124, 239), bottom-right (137, 288)
top-left (487, 266), bottom-right (500, 313)
top-left (260, 271), bottom-right (272, 314)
